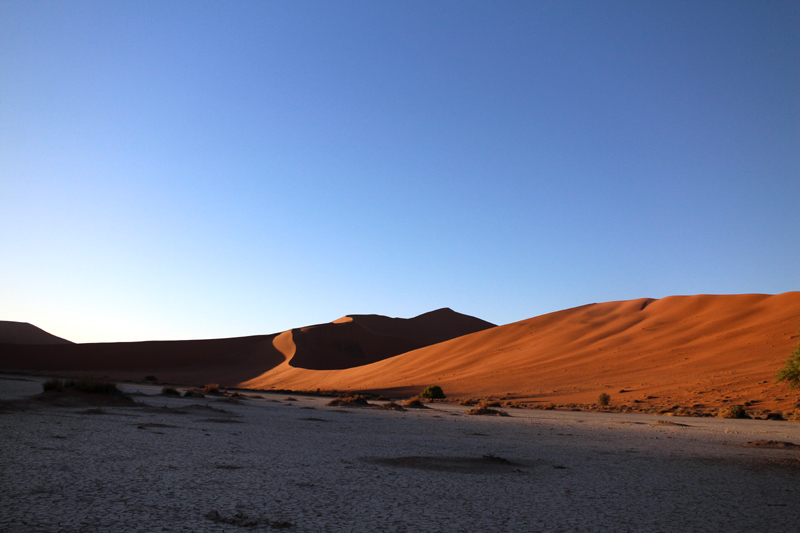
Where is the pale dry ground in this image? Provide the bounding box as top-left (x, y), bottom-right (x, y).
top-left (1, 375), bottom-right (799, 533)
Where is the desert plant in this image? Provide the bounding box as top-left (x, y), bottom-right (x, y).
top-left (419, 385), bottom-right (446, 399)
top-left (42, 378), bottom-right (64, 392)
top-left (403, 396), bottom-right (427, 408)
top-left (719, 405), bottom-right (749, 419)
top-left (202, 383), bottom-right (222, 395)
top-left (777, 330), bottom-right (800, 389)
top-left (466, 400), bottom-right (510, 417)
top-left (327, 394), bottom-right (371, 407)
top-left (43, 377), bottom-right (123, 396)
top-left (598, 393), bottom-right (611, 407)
top-left (160, 387), bottom-right (181, 396)
top-left (183, 388), bottom-right (205, 398)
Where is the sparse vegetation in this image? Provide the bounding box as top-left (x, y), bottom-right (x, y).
top-left (598, 393), bottom-right (611, 407)
top-left (327, 394), bottom-right (371, 407)
top-left (202, 383), bottom-right (222, 395)
top-left (160, 387), bottom-right (181, 396)
top-left (419, 385), bottom-right (446, 399)
top-left (403, 396), bottom-right (428, 409)
top-left (466, 400), bottom-right (510, 417)
top-left (41, 377), bottom-right (124, 396)
top-left (777, 328), bottom-right (800, 389)
top-left (719, 404), bottom-right (750, 419)
top-left (42, 378), bottom-right (64, 392)
top-left (183, 388), bottom-right (205, 398)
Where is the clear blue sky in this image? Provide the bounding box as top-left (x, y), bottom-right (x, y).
top-left (2, 1), bottom-right (798, 343)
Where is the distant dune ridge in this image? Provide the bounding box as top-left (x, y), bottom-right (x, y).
top-left (0, 321), bottom-right (73, 345)
top-left (0, 308), bottom-right (495, 385)
top-left (2, 293), bottom-right (799, 412)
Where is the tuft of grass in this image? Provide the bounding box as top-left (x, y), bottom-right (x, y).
top-left (403, 396), bottom-right (428, 408)
top-left (160, 387), bottom-right (181, 397)
top-left (466, 400), bottom-right (510, 417)
top-left (326, 394), bottom-right (371, 407)
top-left (598, 393), bottom-right (611, 407)
top-left (183, 388), bottom-right (205, 398)
top-left (202, 383), bottom-right (222, 395)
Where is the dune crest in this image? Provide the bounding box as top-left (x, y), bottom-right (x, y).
top-left (272, 330), bottom-right (296, 359)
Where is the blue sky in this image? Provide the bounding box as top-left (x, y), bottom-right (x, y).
top-left (1, 1), bottom-right (798, 343)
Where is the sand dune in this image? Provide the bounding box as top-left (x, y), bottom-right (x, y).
top-left (3, 294), bottom-right (799, 413)
top-left (0, 321), bottom-right (73, 345)
top-left (0, 308), bottom-right (494, 386)
top-left (241, 292), bottom-right (800, 413)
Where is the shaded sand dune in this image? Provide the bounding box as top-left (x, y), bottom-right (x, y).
top-left (242, 293), bottom-right (800, 413)
top-left (0, 335), bottom-right (284, 386)
top-left (286, 308), bottom-right (496, 370)
top-left (0, 321), bottom-right (73, 345)
top-left (0, 308), bottom-right (494, 386)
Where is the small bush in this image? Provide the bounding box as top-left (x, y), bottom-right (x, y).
top-left (184, 388), bottom-right (205, 398)
top-left (598, 393), bottom-right (611, 407)
top-left (466, 400), bottom-right (510, 417)
top-left (720, 405), bottom-right (750, 419)
top-left (419, 385), bottom-right (446, 399)
top-left (42, 377), bottom-right (122, 396)
top-left (777, 329), bottom-right (800, 389)
top-left (69, 378), bottom-right (121, 395)
top-left (42, 378), bottom-right (64, 392)
top-left (160, 387), bottom-right (181, 397)
top-left (202, 383), bottom-right (222, 395)
top-left (404, 396), bottom-right (427, 409)
top-left (327, 394), bottom-right (371, 407)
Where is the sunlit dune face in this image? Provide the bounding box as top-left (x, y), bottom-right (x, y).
top-left (332, 316), bottom-right (354, 324)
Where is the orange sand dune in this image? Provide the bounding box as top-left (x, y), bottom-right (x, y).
top-left (242, 293), bottom-right (800, 413)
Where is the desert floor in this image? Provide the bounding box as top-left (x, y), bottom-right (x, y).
top-left (1, 375), bottom-right (799, 533)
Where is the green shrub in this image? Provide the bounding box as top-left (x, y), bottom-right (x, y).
top-left (777, 330), bottom-right (800, 389)
top-left (419, 385), bottom-right (446, 399)
top-left (598, 393), bottom-right (611, 407)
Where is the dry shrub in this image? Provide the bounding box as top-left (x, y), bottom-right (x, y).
top-left (327, 394), bottom-right (371, 407)
top-left (183, 388), bottom-right (205, 398)
top-left (403, 396), bottom-right (428, 408)
top-left (202, 383), bottom-right (222, 395)
top-left (719, 405), bottom-right (750, 419)
top-left (466, 400), bottom-right (510, 417)
top-left (42, 377), bottom-right (124, 397)
top-left (160, 387), bottom-right (181, 396)
top-left (42, 378), bottom-right (64, 392)
top-left (380, 401), bottom-right (406, 412)
top-left (598, 393), bottom-right (611, 407)
top-left (459, 398), bottom-right (477, 406)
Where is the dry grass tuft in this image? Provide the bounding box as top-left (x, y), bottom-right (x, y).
top-left (466, 400), bottom-right (510, 417)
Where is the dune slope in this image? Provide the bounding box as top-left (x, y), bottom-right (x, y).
top-left (0, 321), bottom-right (73, 345)
top-left (241, 293), bottom-right (800, 413)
